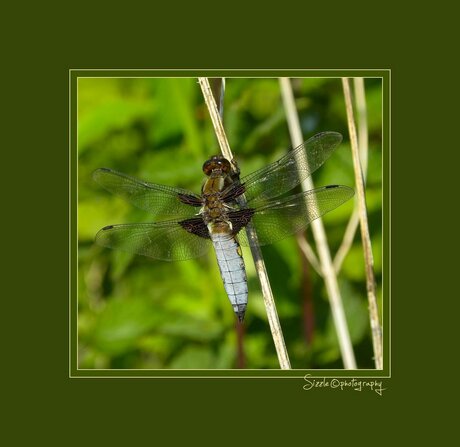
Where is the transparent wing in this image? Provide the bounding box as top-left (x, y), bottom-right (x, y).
top-left (95, 220), bottom-right (212, 261)
top-left (236, 185), bottom-right (354, 247)
top-left (93, 168), bottom-right (201, 219)
top-left (240, 132), bottom-right (343, 204)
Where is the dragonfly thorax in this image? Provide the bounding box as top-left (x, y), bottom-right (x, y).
top-left (200, 168), bottom-right (236, 229)
top-left (201, 191), bottom-right (230, 224)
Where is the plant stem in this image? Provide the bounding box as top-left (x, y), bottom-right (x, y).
top-left (198, 77), bottom-right (291, 369)
top-left (334, 78), bottom-right (369, 273)
top-left (209, 78), bottom-right (226, 118)
top-left (279, 77), bottom-right (357, 370)
top-left (296, 234), bottom-right (323, 276)
top-left (333, 212), bottom-right (359, 273)
top-left (341, 77), bottom-right (383, 369)
top-left (298, 241), bottom-right (315, 346)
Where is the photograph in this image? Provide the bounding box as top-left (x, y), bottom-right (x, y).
top-left (74, 75), bottom-right (385, 371)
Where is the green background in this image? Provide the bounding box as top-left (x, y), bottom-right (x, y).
top-left (4, 2), bottom-right (455, 443)
top-left (75, 76), bottom-right (383, 371)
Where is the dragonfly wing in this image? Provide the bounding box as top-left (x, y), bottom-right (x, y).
top-left (93, 168), bottom-right (201, 219)
top-left (95, 219), bottom-right (211, 261)
top-left (240, 132), bottom-right (343, 204)
top-left (236, 185), bottom-right (354, 247)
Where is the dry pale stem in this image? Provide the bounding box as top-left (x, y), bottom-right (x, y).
top-left (341, 77), bottom-right (383, 369)
top-left (296, 234), bottom-right (323, 276)
top-left (279, 77), bottom-right (357, 370)
top-left (334, 78), bottom-right (369, 273)
top-left (198, 77), bottom-right (291, 369)
top-left (209, 78), bottom-right (225, 118)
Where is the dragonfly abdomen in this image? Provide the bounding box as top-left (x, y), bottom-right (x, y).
top-left (210, 232), bottom-right (248, 322)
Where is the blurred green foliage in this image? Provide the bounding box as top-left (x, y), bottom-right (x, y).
top-left (77, 77), bottom-right (382, 369)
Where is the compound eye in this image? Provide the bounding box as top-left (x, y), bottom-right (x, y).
top-left (202, 156), bottom-right (231, 176)
top-left (219, 159), bottom-right (231, 173)
top-left (202, 160), bottom-right (213, 176)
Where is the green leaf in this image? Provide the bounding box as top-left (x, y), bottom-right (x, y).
top-left (169, 346), bottom-right (215, 369)
top-left (79, 99), bottom-right (155, 153)
top-left (157, 316), bottom-right (223, 342)
top-left (92, 298), bottom-right (161, 355)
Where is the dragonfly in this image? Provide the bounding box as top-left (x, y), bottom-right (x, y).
top-left (93, 131), bottom-right (354, 322)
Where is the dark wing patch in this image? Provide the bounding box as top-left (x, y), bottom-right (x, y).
top-left (221, 183), bottom-right (246, 202)
top-left (178, 217), bottom-right (210, 239)
top-left (178, 193), bottom-right (203, 207)
top-left (228, 209), bottom-right (256, 235)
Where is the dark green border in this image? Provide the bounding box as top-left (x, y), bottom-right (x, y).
top-left (70, 72), bottom-right (78, 376)
top-left (70, 70), bottom-right (390, 380)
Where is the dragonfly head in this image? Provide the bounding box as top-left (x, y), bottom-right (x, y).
top-left (202, 155), bottom-right (232, 177)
